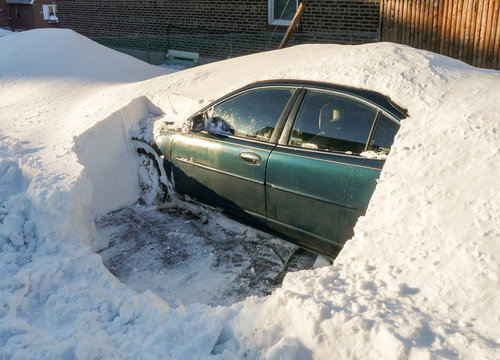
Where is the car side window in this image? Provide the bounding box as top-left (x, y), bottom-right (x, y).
top-left (368, 114), bottom-right (400, 155)
top-left (210, 88), bottom-right (294, 141)
top-left (289, 90), bottom-right (378, 155)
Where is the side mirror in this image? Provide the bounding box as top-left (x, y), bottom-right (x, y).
top-left (190, 113), bottom-right (204, 133)
top-left (206, 117), bottom-right (234, 136)
top-left (189, 111), bottom-right (234, 136)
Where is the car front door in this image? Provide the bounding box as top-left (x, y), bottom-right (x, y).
top-left (175, 86), bottom-right (297, 221)
top-left (265, 89), bottom-right (394, 256)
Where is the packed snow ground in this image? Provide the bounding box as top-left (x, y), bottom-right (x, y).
top-left (96, 204), bottom-right (317, 307)
top-left (0, 29), bottom-right (499, 359)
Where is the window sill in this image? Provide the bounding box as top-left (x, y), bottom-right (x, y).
top-left (269, 20), bottom-right (292, 26)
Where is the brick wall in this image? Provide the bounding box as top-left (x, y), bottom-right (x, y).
top-left (57, 0), bottom-right (380, 59)
top-left (300, 1), bottom-right (380, 33)
top-left (0, 0), bottom-right (9, 28)
top-left (5, 1), bottom-right (59, 30)
top-left (7, 3), bottom-right (35, 30)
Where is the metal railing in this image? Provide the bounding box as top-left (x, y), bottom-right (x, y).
top-left (90, 31), bottom-right (378, 66)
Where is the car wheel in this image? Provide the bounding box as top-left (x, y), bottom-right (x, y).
top-left (133, 139), bottom-right (170, 206)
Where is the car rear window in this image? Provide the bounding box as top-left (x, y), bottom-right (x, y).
top-left (368, 113), bottom-right (400, 155)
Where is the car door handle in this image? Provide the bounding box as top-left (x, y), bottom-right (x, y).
top-left (239, 152), bottom-right (262, 165)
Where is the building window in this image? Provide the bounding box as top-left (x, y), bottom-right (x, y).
top-left (42, 4), bottom-right (58, 22)
top-left (268, 0), bottom-right (298, 26)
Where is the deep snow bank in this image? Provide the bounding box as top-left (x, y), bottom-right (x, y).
top-left (73, 97), bottom-right (164, 215)
top-left (0, 29), bottom-right (13, 38)
top-left (0, 29), bottom-right (169, 81)
top-left (147, 44), bottom-right (499, 359)
top-left (1, 28), bottom-right (499, 359)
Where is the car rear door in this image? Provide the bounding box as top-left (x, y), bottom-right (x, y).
top-left (174, 86), bottom-right (298, 221)
top-left (265, 88), bottom-right (395, 256)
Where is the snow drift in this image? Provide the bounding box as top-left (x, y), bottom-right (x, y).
top-left (0, 28), bottom-right (499, 359)
top-left (0, 29), bottom-right (13, 38)
top-left (0, 29), bottom-right (168, 81)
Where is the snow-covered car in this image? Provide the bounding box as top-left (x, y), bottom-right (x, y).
top-left (3, 28), bottom-right (499, 359)
top-left (140, 80), bottom-right (407, 257)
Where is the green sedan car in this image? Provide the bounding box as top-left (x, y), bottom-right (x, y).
top-left (149, 80), bottom-right (407, 257)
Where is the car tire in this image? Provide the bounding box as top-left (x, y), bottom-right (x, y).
top-left (134, 139), bottom-right (169, 206)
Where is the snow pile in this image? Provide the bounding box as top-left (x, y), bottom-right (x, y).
top-left (0, 29), bottom-right (168, 81)
top-left (0, 29), bottom-right (13, 38)
top-left (1, 28), bottom-right (499, 358)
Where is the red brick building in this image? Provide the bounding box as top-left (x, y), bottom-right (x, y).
top-left (56, 1), bottom-right (380, 37)
top-left (55, 1), bottom-right (380, 59)
top-left (0, 0), bottom-right (9, 27)
top-left (1, 0), bottom-right (58, 30)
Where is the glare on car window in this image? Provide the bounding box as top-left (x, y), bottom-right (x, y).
top-left (290, 91), bottom-right (377, 154)
top-left (211, 88), bottom-right (294, 141)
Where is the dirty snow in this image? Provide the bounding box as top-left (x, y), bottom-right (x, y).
top-left (96, 204), bottom-right (316, 308)
top-left (0, 28), bottom-right (499, 359)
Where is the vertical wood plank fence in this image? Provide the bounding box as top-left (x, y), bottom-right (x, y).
top-left (380, 0), bottom-right (500, 70)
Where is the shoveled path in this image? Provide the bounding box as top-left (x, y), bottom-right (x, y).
top-left (96, 203), bottom-right (318, 307)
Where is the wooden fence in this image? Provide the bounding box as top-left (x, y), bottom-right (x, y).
top-left (379, 0), bottom-right (500, 70)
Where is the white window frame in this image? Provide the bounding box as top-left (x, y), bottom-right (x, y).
top-left (268, 0), bottom-right (298, 26)
top-left (42, 4), bottom-right (57, 21)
